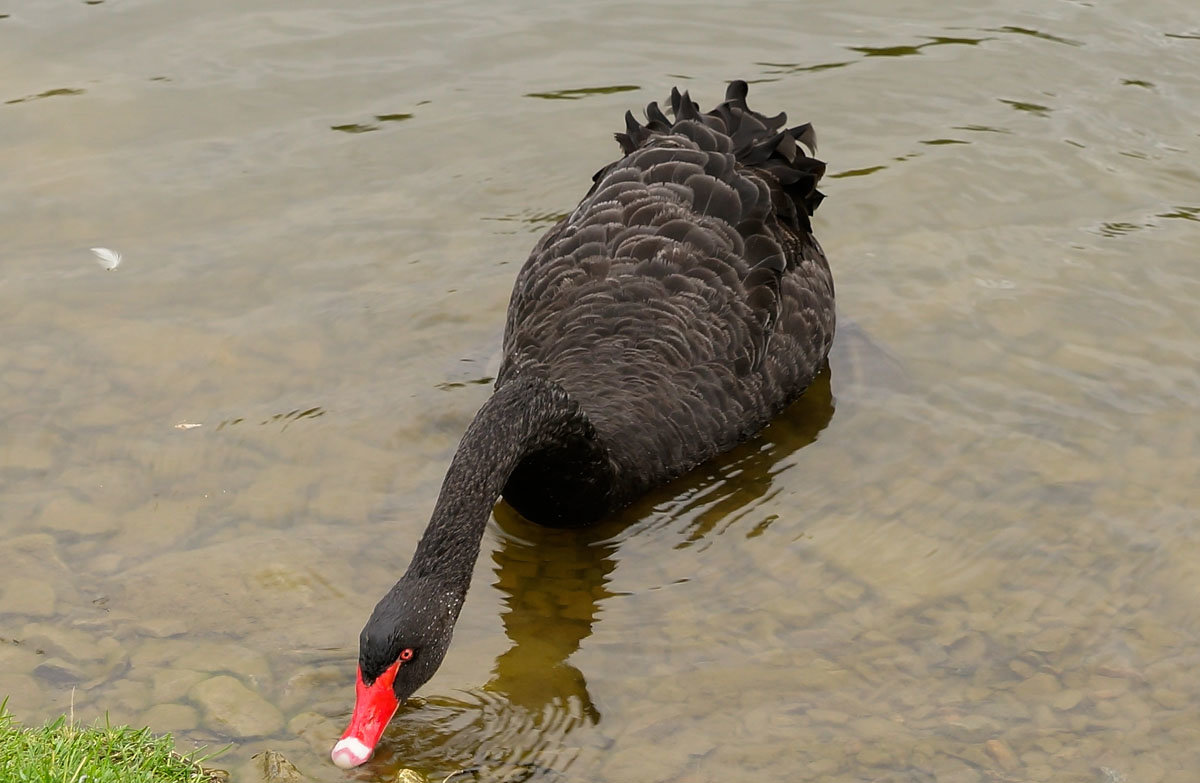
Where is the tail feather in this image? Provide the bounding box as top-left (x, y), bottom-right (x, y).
top-left (614, 79), bottom-right (827, 233)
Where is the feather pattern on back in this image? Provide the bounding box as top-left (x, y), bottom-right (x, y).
top-left (497, 80), bottom-right (835, 525)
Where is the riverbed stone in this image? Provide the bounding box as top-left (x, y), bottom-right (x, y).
top-left (37, 495), bottom-right (119, 536)
top-left (136, 640), bottom-right (271, 682)
top-left (1150, 688), bottom-right (1188, 710)
top-left (228, 464), bottom-right (317, 523)
top-left (0, 431), bottom-right (57, 470)
top-left (107, 497), bottom-right (200, 558)
top-left (151, 667), bottom-right (208, 703)
top-left (286, 710), bottom-right (336, 737)
top-left (142, 703), bottom-right (199, 733)
top-left (102, 677), bottom-right (154, 725)
top-left (1013, 671), bottom-right (1061, 701)
top-left (0, 577), bottom-right (56, 616)
top-left (135, 616), bottom-right (189, 638)
top-left (1052, 689), bottom-right (1083, 711)
top-left (19, 622), bottom-right (94, 658)
top-left (190, 675), bottom-right (284, 738)
top-left (33, 657), bottom-right (86, 687)
top-left (0, 673), bottom-right (38, 708)
top-left (252, 750), bottom-right (303, 782)
top-left (808, 708), bottom-right (850, 725)
top-left (1029, 626), bottom-right (1071, 654)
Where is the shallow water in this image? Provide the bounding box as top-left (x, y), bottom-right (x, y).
top-left (2, 1), bottom-right (1199, 781)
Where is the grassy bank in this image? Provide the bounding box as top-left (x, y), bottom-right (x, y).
top-left (0, 701), bottom-right (225, 783)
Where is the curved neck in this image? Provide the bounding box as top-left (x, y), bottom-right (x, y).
top-left (406, 377), bottom-right (578, 588)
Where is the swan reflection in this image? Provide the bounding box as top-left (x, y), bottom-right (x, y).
top-left (366, 365), bottom-right (833, 780)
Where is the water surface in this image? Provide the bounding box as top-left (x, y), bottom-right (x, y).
top-left (2, 1), bottom-right (1198, 781)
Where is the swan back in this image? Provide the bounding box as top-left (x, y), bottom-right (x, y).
top-left (498, 81), bottom-right (835, 512)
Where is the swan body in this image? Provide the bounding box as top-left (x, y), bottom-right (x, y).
top-left (332, 80), bottom-right (834, 769)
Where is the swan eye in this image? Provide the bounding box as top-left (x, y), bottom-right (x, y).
top-left (399, 648), bottom-right (415, 662)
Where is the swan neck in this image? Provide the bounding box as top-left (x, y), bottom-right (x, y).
top-left (408, 377), bottom-right (574, 586)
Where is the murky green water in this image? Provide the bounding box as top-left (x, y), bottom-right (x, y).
top-left (3, 1), bottom-right (1199, 781)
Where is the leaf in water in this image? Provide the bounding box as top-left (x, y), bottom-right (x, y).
top-left (90, 247), bottom-right (122, 271)
top-left (524, 85), bottom-right (640, 100)
top-left (331, 123), bottom-right (378, 134)
top-left (374, 113), bottom-right (413, 123)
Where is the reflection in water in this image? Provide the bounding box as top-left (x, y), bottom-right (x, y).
top-left (757, 60), bottom-right (853, 75)
top-left (952, 124), bottom-right (1011, 134)
top-left (848, 36), bottom-right (988, 58)
top-left (523, 85), bottom-right (640, 101)
top-left (483, 211), bottom-right (573, 234)
top-left (366, 367), bottom-right (834, 780)
top-left (998, 98), bottom-right (1053, 117)
top-left (829, 165), bottom-right (888, 179)
top-left (617, 365), bottom-right (834, 551)
top-left (365, 510), bottom-right (618, 781)
top-left (331, 123), bottom-right (381, 134)
top-left (4, 87), bottom-right (85, 104)
top-left (330, 114), bottom-right (416, 134)
top-left (1158, 206), bottom-right (1199, 221)
top-left (986, 25), bottom-right (1083, 47)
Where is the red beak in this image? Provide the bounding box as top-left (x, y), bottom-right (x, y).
top-left (330, 662), bottom-right (401, 769)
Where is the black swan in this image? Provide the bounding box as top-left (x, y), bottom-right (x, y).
top-left (332, 80), bottom-right (834, 769)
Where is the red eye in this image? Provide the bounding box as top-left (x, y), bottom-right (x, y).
top-left (399, 648), bottom-right (414, 662)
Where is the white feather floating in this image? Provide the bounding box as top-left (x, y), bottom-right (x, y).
top-left (90, 247), bottom-right (122, 271)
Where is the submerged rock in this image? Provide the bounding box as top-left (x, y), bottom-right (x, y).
top-left (189, 675), bottom-right (284, 738)
top-left (253, 750), bottom-right (303, 782)
top-left (0, 577), bottom-right (56, 616)
top-left (141, 703), bottom-right (199, 733)
top-left (394, 770), bottom-right (427, 783)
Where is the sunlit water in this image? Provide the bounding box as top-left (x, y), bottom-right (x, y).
top-left (2, 1), bottom-right (1198, 781)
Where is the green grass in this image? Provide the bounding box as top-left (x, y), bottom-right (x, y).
top-left (0, 701), bottom-right (225, 783)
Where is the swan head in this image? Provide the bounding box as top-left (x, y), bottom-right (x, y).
top-left (332, 576), bottom-right (461, 768)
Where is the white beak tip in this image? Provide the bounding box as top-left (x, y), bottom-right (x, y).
top-left (331, 737), bottom-right (372, 769)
